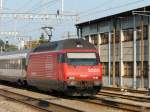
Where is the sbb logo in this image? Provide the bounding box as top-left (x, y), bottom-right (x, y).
top-left (88, 68), bottom-right (100, 73)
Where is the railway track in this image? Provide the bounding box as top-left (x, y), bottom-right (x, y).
top-left (82, 86), bottom-right (150, 112)
top-left (98, 90), bottom-right (150, 103)
top-left (80, 95), bottom-right (150, 112)
top-left (0, 83), bottom-right (150, 112)
top-left (0, 88), bottom-right (83, 112)
top-left (74, 87), bottom-right (150, 112)
top-left (102, 86), bottom-right (148, 94)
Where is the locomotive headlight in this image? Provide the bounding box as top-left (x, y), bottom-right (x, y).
top-left (93, 76), bottom-right (99, 79)
top-left (68, 76), bottom-right (75, 80)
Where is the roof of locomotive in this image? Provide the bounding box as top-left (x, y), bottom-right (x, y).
top-left (32, 38), bottom-right (96, 52)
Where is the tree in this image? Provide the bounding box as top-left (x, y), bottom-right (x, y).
top-left (0, 40), bottom-right (18, 52)
top-left (0, 39), bottom-right (4, 47)
top-left (0, 39), bottom-right (5, 51)
top-left (7, 44), bottom-right (18, 51)
top-left (39, 33), bottom-right (45, 44)
top-left (39, 33), bottom-right (48, 44)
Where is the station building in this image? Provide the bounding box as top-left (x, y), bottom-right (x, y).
top-left (76, 1), bottom-right (150, 89)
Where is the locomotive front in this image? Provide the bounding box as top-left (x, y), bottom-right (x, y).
top-left (61, 51), bottom-right (102, 96)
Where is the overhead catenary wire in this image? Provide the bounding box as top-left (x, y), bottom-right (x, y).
top-left (3, 0), bottom-right (59, 25)
top-left (13, 0), bottom-right (34, 12)
top-left (2, 0), bottom-right (35, 26)
top-left (26, 0), bottom-right (60, 13)
top-left (79, 0), bottom-right (113, 15)
top-left (2, 0), bottom-right (64, 38)
top-left (80, 0), bottom-right (145, 17)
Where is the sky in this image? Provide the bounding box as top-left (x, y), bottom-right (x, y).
top-left (1, 0), bottom-right (150, 44)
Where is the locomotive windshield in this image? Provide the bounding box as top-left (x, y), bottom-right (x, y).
top-left (67, 53), bottom-right (98, 66)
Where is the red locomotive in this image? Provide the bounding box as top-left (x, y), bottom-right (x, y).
top-left (0, 38), bottom-right (102, 96)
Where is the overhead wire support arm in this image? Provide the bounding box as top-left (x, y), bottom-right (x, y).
top-left (0, 12), bottom-right (78, 20)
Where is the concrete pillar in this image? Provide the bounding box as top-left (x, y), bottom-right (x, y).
top-left (112, 21), bottom-right (116, 87)
top-left (108, 32), bottom-right (111, 86)
top-left (98, 34), bottom-right (101, 55)
top-left (148, 17), bottom-right (150, 89)
top-left (133, 16), bottom-right (137, 89)
top-left (120, 29), bottom-right (124, 87)
top-left (140, 16), bottom-right (144, 89)
top-left (89, 35), bottom-right (92, 43)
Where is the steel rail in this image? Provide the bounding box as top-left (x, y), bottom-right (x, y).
top-left (102, 86), bottom-right (148, 94)
top-left (81, 96), bottom-right (150, 112)
top-left (0, 89), bottom-right (83, 112)
top-left (98, 91), bottom-right (150, 103)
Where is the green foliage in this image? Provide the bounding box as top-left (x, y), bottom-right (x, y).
top-left (6, 44), bottom-right (18, 51)
top-left (0, 39), bottom-right (17, 52)
top-left (0, 39), bottom-right (4, 47)
top-left (39, 33), bottom-right (48, 44)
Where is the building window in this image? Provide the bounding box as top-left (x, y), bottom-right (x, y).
top-left (115, 62), bottom-right (119, 76)
top-left (110, 31), bottom-right (120, 43)
top-left (111, 32), bottom-right (114, 43)
top-left (91, 34), bottom-right (98, 46)
top-left (102, 62), bottom-right (108, 76)
top-left (124, 62), bottom-right (133, 77)
top-left (110, 62), bottom-right (120, 77)
top-left (84, 36), bottom-right (89, 42)
top-left (110, 62), bottom-right (119, 76)
top-left (115, 31), bottom-right (120, 43)
top-left (123, 28), bottom-right (133, 41)
top-left (101, 32), bottom-right (108, 44)
top-left (136, 25), bottom-right (148, 40)
top-left (137, 61), bottom-right (148, 78)
top-left (0, 59), bottom-right (22, 69)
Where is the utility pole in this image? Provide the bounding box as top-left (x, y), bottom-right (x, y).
top-left (112, 18), bottom-right (116, 87)
top-left (0, 0), bottom-right (3, 52)
top-left (141, 16), bottom-right (144, 89)
top-left (0, 0), bottom-right (3, 9)
top-left (133, 14), bottom-right (137, 89)
top-left (61, 0), bottom-right (64, 14)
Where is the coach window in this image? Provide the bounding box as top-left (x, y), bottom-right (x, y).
top-left (6, 60), bottom-right (8, 69)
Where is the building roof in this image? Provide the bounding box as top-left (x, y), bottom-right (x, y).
top-left (77, 0), bottom-right (150, 26)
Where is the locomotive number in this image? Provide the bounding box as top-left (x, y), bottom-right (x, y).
top-left (88, 68), bottom-right (100, 72)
